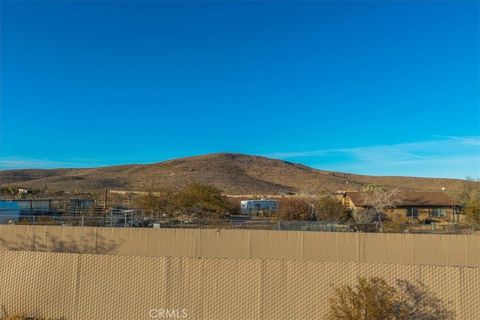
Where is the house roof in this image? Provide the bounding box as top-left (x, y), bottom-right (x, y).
top-left (345, 191), bottom-right (458, 207)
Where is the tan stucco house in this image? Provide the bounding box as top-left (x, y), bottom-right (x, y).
top-left (341, 191), bottom-right (460, 223)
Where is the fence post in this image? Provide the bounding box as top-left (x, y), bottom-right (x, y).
top-left (32, 216), bottom-right (36, 226)
top-left (81, 216), bottom-right (84, 227)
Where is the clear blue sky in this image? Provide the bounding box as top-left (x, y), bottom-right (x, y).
top-left (1, 1), bottom-right (479, 178)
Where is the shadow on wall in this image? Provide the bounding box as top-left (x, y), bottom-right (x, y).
top-left (327, 277), bottom-right (456, 320)
top-left (0, 233), bottom-right (122, 254)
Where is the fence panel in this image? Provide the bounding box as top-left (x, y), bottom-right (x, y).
top-left (0, 251), bottom-right (477, 319)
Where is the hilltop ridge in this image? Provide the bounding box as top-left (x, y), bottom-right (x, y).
top-left (0, 153), bottom-right (471, 196)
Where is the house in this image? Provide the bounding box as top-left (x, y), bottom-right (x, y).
top-left (341, 191), bottom-right (460, 223)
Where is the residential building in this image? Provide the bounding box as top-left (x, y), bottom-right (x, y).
top-left (341, 191), bottom-right (460, 223)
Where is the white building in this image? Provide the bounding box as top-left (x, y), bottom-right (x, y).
top-left (240, 199), bottom-right (279, 215)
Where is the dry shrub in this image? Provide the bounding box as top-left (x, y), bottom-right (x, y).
top-left (277, 198), bottom-right (313, 221)
top-left (328, 277), bottom-right (455, 320)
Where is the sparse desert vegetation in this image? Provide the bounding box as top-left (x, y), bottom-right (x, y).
top-left (0, 154), bottom-right (475, 196)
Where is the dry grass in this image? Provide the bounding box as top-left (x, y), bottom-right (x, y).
top-left (0, 153), bottom-right (474, 197)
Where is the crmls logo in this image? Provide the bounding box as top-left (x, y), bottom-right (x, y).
top-left (149, 308), bottom-right (188, 319)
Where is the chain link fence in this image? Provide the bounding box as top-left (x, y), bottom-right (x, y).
top-left (0, 214), bottom-right (476, 235)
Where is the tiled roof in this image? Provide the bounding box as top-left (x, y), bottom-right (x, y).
top-left (345, 191), bottom-right (457, 207)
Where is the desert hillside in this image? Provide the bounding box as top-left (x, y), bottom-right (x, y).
top-left (0, 153), bottom-right (472, 196)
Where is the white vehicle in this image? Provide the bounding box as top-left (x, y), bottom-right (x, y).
top-left (0, 201), bottom-right (20, 224)
top-left (240, 199), bottom-right (279, 215)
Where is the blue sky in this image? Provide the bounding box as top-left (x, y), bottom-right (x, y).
top-left (0, 1), bottom-right (479, 178)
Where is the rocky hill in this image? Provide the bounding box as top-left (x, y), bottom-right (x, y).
top-left (0, 153), bottom-right (472, 196)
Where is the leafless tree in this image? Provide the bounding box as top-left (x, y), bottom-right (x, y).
top-left (359, 188), bottom-right (400, 229)
top-left (354, 207), bottom-right (377, 224)
top-left (458, 177), bottom-right (480, 225)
